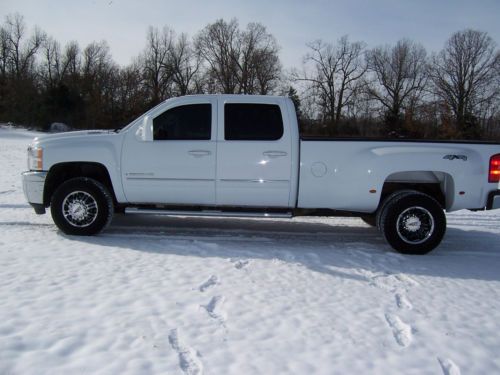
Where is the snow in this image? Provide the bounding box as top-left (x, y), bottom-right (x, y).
top-left (1, 126), bottom-right (500, 374)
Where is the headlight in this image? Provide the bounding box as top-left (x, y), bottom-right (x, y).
top-left (28, 146), bottom-right (43, 171)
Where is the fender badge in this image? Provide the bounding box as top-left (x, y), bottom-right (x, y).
top-left (443, 155), bottom-right (467, 161)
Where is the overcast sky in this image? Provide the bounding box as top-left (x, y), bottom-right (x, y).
top-left (1, 0), bottom-right (499, 69)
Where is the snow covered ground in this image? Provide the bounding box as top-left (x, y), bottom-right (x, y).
top-left (1, 126), bottom-right (499, 374)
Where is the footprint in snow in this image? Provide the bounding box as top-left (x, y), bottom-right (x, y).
top-left (438, 357), bottom-right (461, 375)
top-left (232, 259), bottom-right (250, 269)
top-left (0, 190), bottom-right (15, 195)
top-left (202, 295), bottom-right (227, 322)
top-left (168, 328), bottom-right (203, 375)
top-left (395, 293), bottom-right (413, 310)
top-left (395, 273), bottom-right (419, 287)
top-left (385, 313), bottom-right (413, 347)
top-left (370, 273), bottom-right (419, 292)
top-left (198, 275), bottom-right (219, 292)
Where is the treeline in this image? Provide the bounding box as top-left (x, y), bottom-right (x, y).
top-left (0, 14), bottom-right (499, 140)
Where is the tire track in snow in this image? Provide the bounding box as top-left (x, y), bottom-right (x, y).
top-left (0, 204), bottom-right (31, 210)
top-left (168, 328), bottom-right (203, 375)
top-left (105, 226), bottom-right (383, 247)
top-left (0, 221), bottom-right (53, 228)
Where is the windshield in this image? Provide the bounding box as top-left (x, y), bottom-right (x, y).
top-left (116, 100), bottom-right (170, 133)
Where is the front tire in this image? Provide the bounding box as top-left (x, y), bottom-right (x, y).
top-left (361, 215), bottom-right (376, 227)
top-left (50, 177), bottom-right (114, 235)
top-left (378, 191), bottom-right (446, 254)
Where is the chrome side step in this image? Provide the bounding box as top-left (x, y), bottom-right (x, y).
top-left (124, 207), bottom-right (293, 219)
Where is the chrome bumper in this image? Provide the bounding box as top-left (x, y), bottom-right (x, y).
top-left (22, 171), bottom-right (47, 205)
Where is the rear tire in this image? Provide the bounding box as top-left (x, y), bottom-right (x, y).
top-left (378, 191), bottom-right (446, 254)
top-left (50, 177), bottom-right (114, 235)
top-left (376, 190), bottom-right (413, 230)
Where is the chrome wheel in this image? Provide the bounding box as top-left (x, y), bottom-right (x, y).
top-left (396, 206), bottom-right (435, 244)
top-left (62, 191), bottom-right (99, 227)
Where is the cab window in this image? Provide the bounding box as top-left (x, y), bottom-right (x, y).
top-left (225, 103), bottom-right (284, 141)
top-left (153, 104), bottom-right (211, 140)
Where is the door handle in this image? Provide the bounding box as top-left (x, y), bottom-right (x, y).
top-left (188, 150), bottom-right (212, 157)
top-left (263, 151), bottom-right (288, 158)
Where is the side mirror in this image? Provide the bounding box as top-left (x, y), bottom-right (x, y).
top-left (135, 115), bottom-right (153, 141)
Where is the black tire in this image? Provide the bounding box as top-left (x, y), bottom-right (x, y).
top-left (376, 190), bottom-right (414, 230)
top-left (50, 177), bottom-right (114, 235)
top-left (361, 215), bottom-right (376, 227)
top-left (378, 191), bottom-right (446, 254)
top-left (114, 205), bottom-right (126, 215)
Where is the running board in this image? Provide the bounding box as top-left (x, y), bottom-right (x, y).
top-left (124, 207), bottom-right (293, 219)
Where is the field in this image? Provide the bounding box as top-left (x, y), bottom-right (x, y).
top-left (1, 126), bottom-right (499, 374)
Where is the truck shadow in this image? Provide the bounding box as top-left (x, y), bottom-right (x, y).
top-left (74, 214), bottom-right (500, 283)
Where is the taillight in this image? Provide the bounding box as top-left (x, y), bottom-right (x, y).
top-left (489, 154), bottom-right (500, 183)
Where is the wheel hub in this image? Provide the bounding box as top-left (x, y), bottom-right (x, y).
top-left (62, 191), bottom-right (98, 227)
top-left (68, 200), bottom-right (87, 220)
top-left (396, 206), bottom-right (435, 244)
top-left (403, 215), bottom-right (422, 232)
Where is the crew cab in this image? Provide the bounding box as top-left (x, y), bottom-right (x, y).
top-left (22, 95), bottom-right (500, 254)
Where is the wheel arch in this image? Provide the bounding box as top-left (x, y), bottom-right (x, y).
top-left (379, 171), bottom-right (455, 210)
top-left (44, 162), bottom-right (117, 207)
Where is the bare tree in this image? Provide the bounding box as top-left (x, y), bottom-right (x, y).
top-left (61, 41), bottom-right (81, 78)
top-left (366, 39), bottom-right (428, 134)
top-left (236, 22), bottom-right (281, 94)
top-left (40, 36), bottom-right (62, 88)
top-left (195, 19), bottom-right (281, 94)
top-left (254, 47), bottom-right (281, 94)
top-left (171, 33), bottom-right (201, 95)
top-left (430, 29), bottom-right (500, 137)
top-left (82, 41), bottom-right (118, 128)
top-left (3, 13), bottom-right (45, 78)
top-left (195, 19), bottom-right (240, 94)
top-left (83, 41), bottom-right (114, 80)
top-left (141, 26), bottom-right (175, 104)
top-left (0, 14), bottom-right (45, 126)
top-left (0, 27), bottom-right (9, 79)
top-left (294, 36), bottom-right (366, 133)
top-left (114, 60), bottom-right (147, 125)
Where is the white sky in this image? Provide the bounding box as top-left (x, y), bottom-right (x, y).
top-left (1, 0), bottom-right (499, 69)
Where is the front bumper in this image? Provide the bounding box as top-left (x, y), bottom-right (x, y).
top-left (22, 171), bottom-right (47, 214)
top-left (487, 190), bottom-right (500, 210)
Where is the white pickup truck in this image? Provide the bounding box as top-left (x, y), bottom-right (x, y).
top-left (22, 95), bottom-right (500, 254)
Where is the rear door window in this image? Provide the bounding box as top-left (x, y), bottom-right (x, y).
top-left (224, 103), bottom-right (284, 141)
